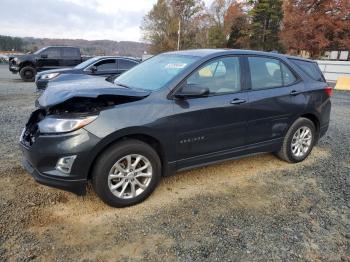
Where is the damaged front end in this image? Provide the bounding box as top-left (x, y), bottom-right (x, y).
top-left (22, 94), bottom-right (146, 147)
top-left (23, 77), bottom-right (150, 144)
top-left (20, 80), bottom-right (150, 195)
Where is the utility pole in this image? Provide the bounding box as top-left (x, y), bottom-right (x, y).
top-left (177, 18), bottom-right (181, 51)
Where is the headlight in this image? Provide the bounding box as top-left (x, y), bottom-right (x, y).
top-left (38, 115), bottom-right (97, 133)
top-left (40, 72), bottom-right (60, 80)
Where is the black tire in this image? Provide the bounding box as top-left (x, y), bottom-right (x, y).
top-left (92, 139), bottom-right (162, 207)
top-left (19, 66), bottom-right (36, 82)
top-left (277, 117), bottom-right (316, 163)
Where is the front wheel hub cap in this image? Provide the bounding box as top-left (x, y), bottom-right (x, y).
top-left (107, 154), bottom-right (153, 199)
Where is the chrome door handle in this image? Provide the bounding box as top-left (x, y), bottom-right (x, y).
top-left (290, 90), bottom-right (301, 96)
top-left (230, 98), bottom-right (246, 105)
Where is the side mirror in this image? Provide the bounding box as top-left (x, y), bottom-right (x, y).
top-left (90, 66), bottom-right (97, 73)
top-left (40, 54), bottom-right (48, 59)
top-left (174, 83), bottom-right (209, 99)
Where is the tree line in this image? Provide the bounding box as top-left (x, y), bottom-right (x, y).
top-left (0, 35), bottom-right (24, 51)
top-left (141, 0), bottom-right (350, 58)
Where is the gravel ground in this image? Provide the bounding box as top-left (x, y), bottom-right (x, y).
top-left (0, 64), bottom-right (349, 261)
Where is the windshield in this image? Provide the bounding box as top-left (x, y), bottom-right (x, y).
top-left (74, 57), bottom-right (101, 69)
top-left (114, 54), bottom-right (198, 91)
top-left (34, 47), bottom-right (47, 55)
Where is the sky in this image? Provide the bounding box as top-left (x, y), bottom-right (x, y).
top-left (0, 0), bottom-right (213, 42)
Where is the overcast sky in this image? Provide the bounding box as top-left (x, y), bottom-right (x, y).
top-left (0, 0), bottom-right (213, 42)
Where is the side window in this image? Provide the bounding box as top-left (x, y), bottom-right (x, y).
top-left (248, 57), bottom-right (297, 90)
top-left (118, 59), bottom-right (138, 70)
top-left (281, 63), bottom-right (297, 85)
top-left (186, 57), bottom-right (241, 94)
top-left (62, 48), bottom-right (79, 58)
top-left (248, 57), bottom-right (282, 90)
top-left (94, 59), bottom-right (116, 71)
top-left (290, 59), bottom-right (325, 82)
top-left (41, 48), bottom-right (60, 58)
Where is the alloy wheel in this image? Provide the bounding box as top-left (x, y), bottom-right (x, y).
top-left (107, 154), bottom-right (153, 199)
top-left (291, 126), bottom-right (313, 158)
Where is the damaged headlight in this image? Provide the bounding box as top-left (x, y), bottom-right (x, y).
top-left (40, 72), bottom-right (60, 80)
top-left (38, 115), bottom-right (97, 133)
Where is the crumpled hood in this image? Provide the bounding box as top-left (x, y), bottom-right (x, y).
top-left (37, 75), bottom-right (150, 108)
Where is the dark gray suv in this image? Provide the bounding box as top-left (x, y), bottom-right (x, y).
top-left (20, 49), bottom-right (332, 207)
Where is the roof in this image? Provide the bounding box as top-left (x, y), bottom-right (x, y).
top-left (164, 48), bottom-right (315, 62)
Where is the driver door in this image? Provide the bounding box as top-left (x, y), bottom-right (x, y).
top-left (88, 59), bottom-right (117, 76)
top-left (171, 56), bottom-right (249, 169)
top-left (37, 47), bottom-right (60, 70)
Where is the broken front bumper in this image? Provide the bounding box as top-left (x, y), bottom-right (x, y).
top-left (9, 64), bottom-right (19, 73)
top-left (20, 128), bottom-right (101, 195)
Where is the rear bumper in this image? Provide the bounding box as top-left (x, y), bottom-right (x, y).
top-left (22, 158), bottom-right (87, 195)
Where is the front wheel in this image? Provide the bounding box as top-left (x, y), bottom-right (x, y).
top-left (277, 118), bottom-right (316, 163)
top-left (19, 66), bottom-right (36, 82)
top-left (92, 139), bottom-right (161, 207)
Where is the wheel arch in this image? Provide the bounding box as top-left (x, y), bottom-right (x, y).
top-left (300, 113), bottom-right (320, 136)
top-left (86, 133), bottom-right (168, 180)
top-left (19, 61), bottom-right (35, 70)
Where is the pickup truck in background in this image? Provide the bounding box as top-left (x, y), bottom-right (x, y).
top-left (8, 46), bottom-right (91, 82)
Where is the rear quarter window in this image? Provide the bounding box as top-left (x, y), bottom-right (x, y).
top-left (290, 59), bottom-right (325, 82)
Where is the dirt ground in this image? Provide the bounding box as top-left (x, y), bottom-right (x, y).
top-left (0, 65), bottom-right (349, 261)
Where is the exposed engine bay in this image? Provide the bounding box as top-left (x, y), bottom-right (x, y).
top-left (21, 95), bottom-right (145, 147)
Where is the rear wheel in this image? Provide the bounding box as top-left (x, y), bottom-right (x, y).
top-left (92, 139), bottom-right (161, 207)
top-left (20, 66), bottom-right (36, 82)
top-left (277, 118), bottom-right (316, 163)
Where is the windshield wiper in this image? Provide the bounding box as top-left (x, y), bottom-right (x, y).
top-left (115, 81), bottom-right (130, 88)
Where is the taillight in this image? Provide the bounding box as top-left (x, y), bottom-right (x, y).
top-left (324, 87), bottom-right (333, 97)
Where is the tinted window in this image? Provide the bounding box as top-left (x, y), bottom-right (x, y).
top-left (94, 59), bottom-right (116, 71)
top-left (62, 48), bottom-right (79, 58)
top-left (118, 59), bottom-right (138, 70)
top-left (248, 57), bottom-right (297, 90)
top-left (115, 54), bottom-right (198, 91)
top-left (41, 48), bottom-right (60, 58)
top-left (249, 57), bottom-right (282, 89)
top-left (290, 59), bottom-right (324, 82)
top-left (187, 57), bottom-right (241, 94)
top-left (281, 63), bottom-right (297, 85)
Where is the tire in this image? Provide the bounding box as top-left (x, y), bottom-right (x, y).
top-left (92, 139), bottom-right (162, 207)
top-left (277, 117), bottom-right (316, 163)
top-left (20, 66), bottom-right (36, 82)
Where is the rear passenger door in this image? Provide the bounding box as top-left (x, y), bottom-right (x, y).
top-left (245, 56), bottom-right (305, 145)
top-left (117, 59), bottom-right (138, 76)
top-left (61, 48), bottom-right (81, 67)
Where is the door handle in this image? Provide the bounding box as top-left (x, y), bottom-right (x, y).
top-left (290, 90), bottom-right (301, 96)
top-left (230, 98), bottom-right (246, 105)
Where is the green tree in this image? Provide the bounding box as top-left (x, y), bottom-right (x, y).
top-left (0, 35), bottom-right (24, 51)
top-left (248, 0), bottom-right (284, 51)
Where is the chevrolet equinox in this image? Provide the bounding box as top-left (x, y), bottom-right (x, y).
top-left (20, 49), bottom-right (332, 207)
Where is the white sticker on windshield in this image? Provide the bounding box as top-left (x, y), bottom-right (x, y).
top-left (165, 63), bottom-right (187, 69)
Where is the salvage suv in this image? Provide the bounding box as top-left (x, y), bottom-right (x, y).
top-left (20, 49), bottom-right (331, 207)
